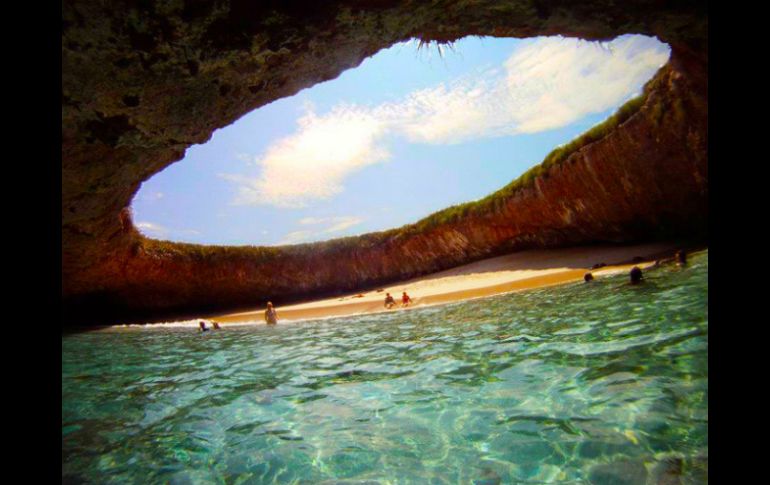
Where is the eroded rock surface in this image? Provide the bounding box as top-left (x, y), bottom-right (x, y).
top-left (62, 1), bottom-right (708, 325)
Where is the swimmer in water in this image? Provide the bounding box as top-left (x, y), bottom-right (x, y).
top-left (212, 321), bottom-right (220, 330)
top-left (199, 321), bottom-right (209, 332)
top-left (629, 266), bottom-right (643, 285)
top-left (584, 272), bottom-right (594, 282)
top-left (265, 302), bottom-right (278, 325)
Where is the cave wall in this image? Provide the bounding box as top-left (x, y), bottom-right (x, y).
top-left (62, 1), bottom-right (708, 325)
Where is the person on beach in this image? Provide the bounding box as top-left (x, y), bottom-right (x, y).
top-left (402, 292), bottom-right (413, 307)
top-left (676, 250), bottom-right (687, 266)
top-left (199, 321), bottom-right (209, 332)
top-left (265, 302), bottom-right (278, 325)
top-left (584, 272), bottom-right (594, 282)
top-left (629, 266), bottom-right (643, 285)
top-left (212, 321), bottom-right (221, 330)
top-left (384, 293), bottom-right (396, 309)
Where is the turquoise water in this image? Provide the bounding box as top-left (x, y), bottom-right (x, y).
top-left (62, 251), bottom-right (707, 484)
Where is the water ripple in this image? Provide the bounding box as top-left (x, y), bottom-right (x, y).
top-left (63, 250), bottom-right (708, 483)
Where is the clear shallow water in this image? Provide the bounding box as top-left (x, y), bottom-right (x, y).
top-left (63, 251), bottom-right (707, 484)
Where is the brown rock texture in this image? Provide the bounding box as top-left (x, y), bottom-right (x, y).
top-left (62, 1), bottom-right (708, 325)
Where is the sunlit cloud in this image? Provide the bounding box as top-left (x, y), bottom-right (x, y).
top-left (299, 216), bottom-right (364, 233)
top-left (224, 35), bottom-right (670, 208)
top-left (224, 107), bottom-right (388, 208)
top-left (277, 216), bottom-right (365, 245)
top-left (278, 230), bottom-right (314, 245)
top-left (136, 221), bottom-right (201, 240)
top-left (136, 221), bottom-right (168, 237)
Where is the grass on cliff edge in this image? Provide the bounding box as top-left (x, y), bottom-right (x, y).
top-left (404, 93), bottom-right (647, 232)
top-left (141, 91), bottom-right (648, 260)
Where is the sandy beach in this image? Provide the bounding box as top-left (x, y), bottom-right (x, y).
top-left (214, 242), bottom-right (683, 324)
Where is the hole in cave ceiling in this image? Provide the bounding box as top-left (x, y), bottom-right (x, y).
top-left (131, 34), bottom-right (670, 247)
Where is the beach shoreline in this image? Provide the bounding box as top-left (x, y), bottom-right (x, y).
top-left (212, 242), bottom-right (692, 325)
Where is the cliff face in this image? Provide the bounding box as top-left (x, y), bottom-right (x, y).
top-left (62, 1), bottom-right (708, 325)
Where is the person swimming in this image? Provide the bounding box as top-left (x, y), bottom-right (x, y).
top-left (384, 293), bottom-right (396, 309)
top-left (584, 272), bottom-right (594, 282)
top-left (629, 266), bottom-right (643, 284)
top-left (199, 321), bottom-right (209, 332)
top-left (265, 302), bottom-right (278, 325)
top-left (212, 321), bottom-right (221, 330)
top-left (402, 292), bottom-right (413, 306)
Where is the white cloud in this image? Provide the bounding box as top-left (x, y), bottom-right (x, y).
top-left (299, 216), bottom-right (365, 233)
top-left (136, 221), bottom-right (168, 238)
top-left (136, 221), bottom-right (200, 239)
top-left (277, 216), bottom-right (365, 245)
top-left (297, 217), bottom-right (325, 225)
top-left (225, 106), bottom-right (389, 208)
top-left (326, 218), bottom-right (363, 233)
top-left (498, 36), bottom-right (670, 134)
top-left (278, 230), bottom-right (314, 245)
top-left (224, 35), bottom-right (669, 207)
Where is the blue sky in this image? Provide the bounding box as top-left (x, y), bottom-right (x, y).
top-left (132, 35), bottom-right (670, 246)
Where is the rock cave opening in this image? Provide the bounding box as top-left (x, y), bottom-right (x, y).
top-left (131, 34), bottom-right (670, 248)
top-left (62, 0), bottom-right (707, 326)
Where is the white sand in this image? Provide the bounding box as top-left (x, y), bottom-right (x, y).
top-left (215, 242), bottom-right (677, 324)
